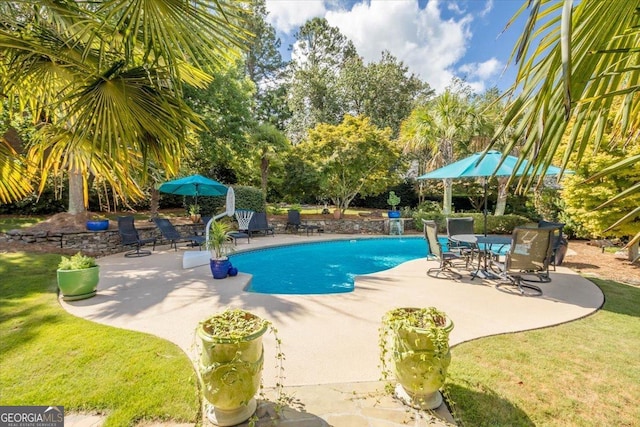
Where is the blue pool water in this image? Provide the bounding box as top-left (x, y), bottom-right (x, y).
top-left (230, 237), bottom-right (447, 295)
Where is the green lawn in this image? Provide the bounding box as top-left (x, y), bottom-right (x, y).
top-left (1, 250), bottom-right (638, 426)
top-left (0, 252), bottom-right (200, 426)
top-left (0, 216), bottom-right (46, 232)
top-left (447, 278), bottom-right (640, 426)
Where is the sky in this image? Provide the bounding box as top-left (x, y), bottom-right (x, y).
top-left (264, 0), bottom-right (527, 94)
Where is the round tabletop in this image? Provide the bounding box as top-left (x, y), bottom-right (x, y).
top-left (451, 234), bottom-right (513, 246)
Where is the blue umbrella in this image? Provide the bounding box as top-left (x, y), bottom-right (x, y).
top-left (158, 174), bottom-right (228, 205)
top-left (417, 151), bottom-right (568, 235)
top-left (417, 151), bottom-right (565, 179)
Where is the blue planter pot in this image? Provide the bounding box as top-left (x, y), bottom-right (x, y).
top-left (210, 259), bottom-right (230, 279)
top-left (388, 210), bottom-right (401, 219)
top-left (86, 220), bottom-right (109, 231)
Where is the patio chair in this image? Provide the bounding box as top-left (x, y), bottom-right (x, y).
top-left (538, 220), bottom-right (568, 271)
top-left (247, 212), bottom-right (275, 237)
top-left (285, 209), bottom-right (321, 236)
top-left (422, 219), bottom-right (463, 280)
top-left (494, 227), bottom-right (554, 296)
top-left (446, 216), bottom-right (475, 262)
top-left (152, 217), bottom-right (204, 251)
top-left (117, 216), bottom-right (156, 257)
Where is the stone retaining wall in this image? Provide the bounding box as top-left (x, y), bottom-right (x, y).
top-left (1, 217), bottom-right (417, 256)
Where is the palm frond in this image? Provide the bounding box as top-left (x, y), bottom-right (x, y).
top-left (496, 0), bottom-right (640, 229)
top-left (0, 138), bottom-right (33, 203)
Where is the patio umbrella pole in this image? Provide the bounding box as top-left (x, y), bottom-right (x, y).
top-left (483, 178), bottom-right (488, 237)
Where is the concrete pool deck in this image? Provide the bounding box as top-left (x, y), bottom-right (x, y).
top-left (61, 233), bottom-right (604, 426)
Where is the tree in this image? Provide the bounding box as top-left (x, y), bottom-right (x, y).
top-left (496, 1), bottom-right (640, 233)
top-left (248, 124), bottom-right (290, 199)
top-left (340, 51), bottom-right (433, 138)
top-left (471, 87), bottom-right (519, 216)
top-left (286, 18), bottom-right (357, 144)
top-left (242, 0), bottom-right (291, 130)
top-left (0, 0), bottom-right (250, 213)
top-left (301, 115), bottom-right (403, 216)
top-left (183, 64), bottom-right (255, 179)
top-left (400, 83), bottom-right (484, 214)
top-left (561, 143), bottom-right (640, 239)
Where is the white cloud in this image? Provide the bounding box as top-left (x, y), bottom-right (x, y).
top-left (457, 57), bottom-right (502, 92)
top-left (265, 0), bottom-right (327, 34)
top-left (480, 0), bottom-right (494, 18)
top-left (325, 0), bottom-right (473, 92)
top-left (266, 0), bottom-right (505, 93)
top-left (459, 57), bottom-right (502, 80)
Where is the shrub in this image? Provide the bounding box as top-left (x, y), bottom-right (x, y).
top-left (58, 252), bottom-right (97, 270)
top-left (233, 186), bottom-right (266, 212)
top-left (413, 212), bottom-right (530, 234)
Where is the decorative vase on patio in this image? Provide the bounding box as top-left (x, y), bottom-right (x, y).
top-left (196, 309), bottom-right (269, 426)
top-left (380, 307), bottom-right (454, 409)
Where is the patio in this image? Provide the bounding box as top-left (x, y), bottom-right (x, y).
top-left (61, 234), bottom-right (604, 426)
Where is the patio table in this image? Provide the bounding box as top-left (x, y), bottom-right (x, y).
top-left (451, 234), bottom-right (512, 279)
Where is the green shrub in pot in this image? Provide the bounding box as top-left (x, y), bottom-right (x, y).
top-left (56, 252), bottom-right (99, 301)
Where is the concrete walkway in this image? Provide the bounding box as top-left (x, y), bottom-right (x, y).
top-left (61, 234), bottom-right (604, 426)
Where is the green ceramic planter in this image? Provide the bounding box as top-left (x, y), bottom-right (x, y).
top-left (56, 266), bottom-right (99, 301)
top-left (197, 312), bottom-right (268, 426)
top-left (384, 307), bottom-right (454, 410)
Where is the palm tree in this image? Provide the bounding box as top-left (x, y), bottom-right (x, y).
top-left (495, 1), bottom-right (639, 232)
top-left (249, 123), bottom-right (290, 200)
top-left (400, 88), bottom-right (484, 214)
top-left (0, 0), bottom-right (250, 214)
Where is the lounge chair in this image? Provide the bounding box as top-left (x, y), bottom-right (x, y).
top-left (117, 216), bottom-right (156, 257)
top-left (494, 227), bottom-right (554, 296)
top-left (203, 215), bottom-right (249, 245)
top-left (422, 219), bottom-right (464, 280)
top-left (152, 217), bottom-right (204, 251)
top-left (247, 212), bottom-right (274, 237)
top-left (285, 210), bottom-right (321, 236)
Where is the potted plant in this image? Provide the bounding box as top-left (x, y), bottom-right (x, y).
top-left (196, 309), bottom-right (283, 426)
top-left (189, 204), bottom-right (201, 223)
top-left (387, 191), bottom-right (401, 218)
top-left (86, 214), bottom-right (110, 231)
top-left (207, 220), bottom-right (233, 279)
top-left (56, 252), bottom-right (100, 301)
top-left (379, 307), bottom-right (454, 410)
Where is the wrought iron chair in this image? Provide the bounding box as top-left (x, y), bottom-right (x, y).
top-left (117, 216), bottom-right (156, 257)
top-left (152, 218), bottom-right (204, 251)
top-left (422, 219), bottom-right (464, 280)
top-left (494, 227), bottom-right (554, 296)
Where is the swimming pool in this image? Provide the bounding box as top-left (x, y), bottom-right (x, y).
top-left (230, 237), bottom-right (447, 295)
